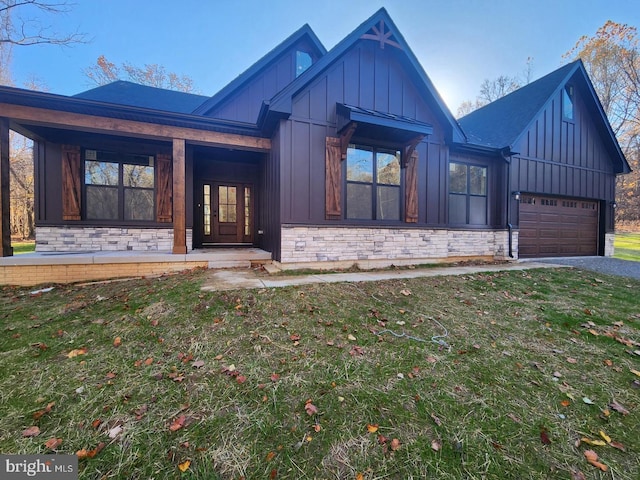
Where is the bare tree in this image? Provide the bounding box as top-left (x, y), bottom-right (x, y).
top-left (85, 55), bottom-right (198, 93)
top-left (0, 0), bottom-right (86, 46)
top-left (478, 75), bottom-right (521, 104)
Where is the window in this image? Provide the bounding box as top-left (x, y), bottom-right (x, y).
top-left (296, 50), bottom-right (312, 77)
top-left (563, 85), bottom-right (574, 121)
top-left (449, 162), bottom-right (488, 225)
top-left (346, 145), bottom-right (401, 221)
top-left (84, 150), bottom-right (155, 221)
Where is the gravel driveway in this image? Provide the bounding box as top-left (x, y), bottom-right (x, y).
top-left (528, 256), bottom-right (640, 280)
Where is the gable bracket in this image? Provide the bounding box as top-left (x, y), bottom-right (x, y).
top-left (340, 122), bottom-right (358, 160)
top-left (402, 135), bottom-right (425, 167)
top-left (360, 20), bottom-right (402, 50)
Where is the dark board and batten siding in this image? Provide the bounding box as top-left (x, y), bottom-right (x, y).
top-left (208, 38), bottom-right (320, 124)
top-left (280, 39), bottom-right (450, 227)
top-left (510, 86), bottom-right (616, 203)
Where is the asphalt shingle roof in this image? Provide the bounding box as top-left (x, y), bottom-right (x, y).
top-left (73, 81), bottom-right (210, 114)
top-left (458, 61), bottom-right (579, 148)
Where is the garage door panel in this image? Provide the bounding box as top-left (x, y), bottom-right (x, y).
top-left (519, 195), bottom-right (599, 258)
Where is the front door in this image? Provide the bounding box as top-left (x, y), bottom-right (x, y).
top-left (201, 182), bottom-right (254, 245)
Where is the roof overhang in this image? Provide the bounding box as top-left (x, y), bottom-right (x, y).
top-left (336, 103), bottom-right (433, 144)
top-left (0, 85), bottom-right (271, 152)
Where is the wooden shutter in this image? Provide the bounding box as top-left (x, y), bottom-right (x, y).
top-left (404, 150), bottom-right (418, 223)
top-left (61, 144), bottom-right (81, 221)
top-left (156, 153), bottom-right (173, 222)
top-left (325, 136), bottom-right (342, 220)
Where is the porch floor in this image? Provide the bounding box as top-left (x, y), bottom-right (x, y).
top-left (0, 248), bottom-right (272, 286)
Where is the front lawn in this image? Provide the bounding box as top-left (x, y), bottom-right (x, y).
top-left (615, 233), bottom-right (640, 262)
top-left (0, 267), bottom-right (638, 479)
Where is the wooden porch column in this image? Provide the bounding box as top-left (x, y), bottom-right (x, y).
top-left (172, 138), bottom-right (187, 254)
top-left (0, 118), bottom-right (12, 257)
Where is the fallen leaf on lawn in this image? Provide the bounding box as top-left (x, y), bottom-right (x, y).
top-left (540, 429), bottom-right (551, 445)
top-left (390, 438), bottom-right (401, 451)
top-left (349, 346), bottom-right (364, 356)
top-left (270, 469), bottom-right (277, 479)
top-left (113, 336), bottom-right (122, 347)
top-left (431, 439), bottom-right (441, 451)
top-left (553, 371), bottom-right (562, 378)
top-left (134, 404), bottom-right (148, 420)
top-left (88, 442), bottom-right (106, 458)
top-left (608, 400), bottom-right (630, 415)
top-left (426, 356), bottom-right (437, 363)
top-left (507, 413), bottom-right (521, 423)
top-left (91, 419), bottom-right (101, 429)
top-left (108, 425), bottom-right (122, 439)
top-left (630, 368), bottom-right (640, 377)
top-left (178, 460), bottom-right (191, 472)
top-left (236, 375), bottom-right (247, 384)
top-left (270, 373), bottom-right (280, 382)
top-left (566, 357), bottom-right (577, 364)
top-left (22, 426), bottom-right (40, 437)
top-left (76, 448), bottom-right (88, 459)
top-left (304, 400), bottom-right (318, 416)
top-left (33, 401), bottom-right (55, 420)
top-left (400, 289), bottom-right (411, 296)
top-left (289, 334), bottom-right (301, 342)
top-left (169, 415), bottom-right (187, 432)
top-left (582, 397), bottom-right (594, 405)
top-left (599, 430), bottom-right (611, 443)
top-left (44, 438), bottom-right (62, 450)
top-left (67, 347), bottom-right (87, 358)
top-left (588, 329), bottom-right (599, 336)
top-left (570, 470), bottom-right (586, 480)
top-left (430, 413), bottom-right (442, 426)
top-left (192, 360), bottom-right (205, 369)
top-left (105, 372), bottom-right (117, 379)
top-left (347, 334), bottom-right (357, 341)
top-left (581, 437), bottom-right (606, 446)
top-left (609, 440), bottom-right (626, 451)
top-left (561, 400), bottom-right (571, 407)
top-left (265, 451), bottom-right (276, 462)
top-left (603, 359), bottom-right (613, 366)
top-left (367, 424), bottom-right (379, 433)
top-left (356, 473), bottom-right (364, 480)
top-left (584, 449), bottom-right (608, 471)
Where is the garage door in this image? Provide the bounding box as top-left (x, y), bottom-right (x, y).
top-left (519, 195), bottom-right (599, 258)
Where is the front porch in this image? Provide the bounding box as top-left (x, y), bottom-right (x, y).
top-left (0, 248), bottom-right (272, 286)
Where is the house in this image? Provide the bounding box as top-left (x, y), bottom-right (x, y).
top-left (0, 8), bottom-right (630, 283)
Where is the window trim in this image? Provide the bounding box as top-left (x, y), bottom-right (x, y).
top-left (82, 149), bottom-right (157, 223)
top-left (344, 143), bottom-right (403, 222)
top-left (448, 161), bottom-right (489, 226)
top-left (562, 84), bottom-right (575, 122)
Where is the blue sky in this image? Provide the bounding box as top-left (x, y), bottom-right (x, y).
top-left (8, 0), bottom-right (640, 113)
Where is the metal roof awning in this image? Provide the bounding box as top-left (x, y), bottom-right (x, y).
top-left (336, 103), bottom-right (433, 143)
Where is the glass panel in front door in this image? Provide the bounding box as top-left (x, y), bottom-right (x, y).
top-left (203, 184), bottom-right (211, 236)
top-left (219, 186), bottom-right (237, 222)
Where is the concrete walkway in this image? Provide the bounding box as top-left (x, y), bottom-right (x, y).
top-left (201, 261), bottom-right (566, 291)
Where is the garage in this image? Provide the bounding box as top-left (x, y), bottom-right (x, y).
top-left (518, 195), bottom-right (599, 258)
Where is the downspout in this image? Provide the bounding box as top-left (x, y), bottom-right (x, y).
top-left (502, 149), bottom-right (515, 258)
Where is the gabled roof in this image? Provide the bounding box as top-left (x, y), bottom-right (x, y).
top-left (261, 8), bottom-right (465, 143)
top-left (73, 81), bottom-right (209, 114)
top-left (458, 60), bottom-right (630, 173)
top-left (192, 24), bottom-right (326, 116)
top-left (458, 62), bottom-right (577, 149)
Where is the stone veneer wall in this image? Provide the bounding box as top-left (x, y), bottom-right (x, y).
top-left (280, 226), bottom-right (518, 267)
top-left (604, 233), bottom-right (615, 257)
top-left (35, 227), bottom-right (193, 252)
